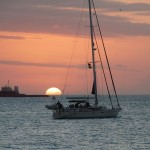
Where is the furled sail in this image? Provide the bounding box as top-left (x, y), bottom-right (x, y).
top-left (91, 82), bottom-right (95, 94)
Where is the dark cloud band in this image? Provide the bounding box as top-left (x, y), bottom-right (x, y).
top-left (0, 0), bottom-right (150, 37)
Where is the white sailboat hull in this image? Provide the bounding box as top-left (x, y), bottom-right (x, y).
top-left (52, 108), bottom-right (120, 119)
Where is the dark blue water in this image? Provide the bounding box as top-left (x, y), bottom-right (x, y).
top-left (0, 96), bottom-right (150, 150)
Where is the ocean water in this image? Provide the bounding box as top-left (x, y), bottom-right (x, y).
top-left (0, 95), bottom-right (150, 150)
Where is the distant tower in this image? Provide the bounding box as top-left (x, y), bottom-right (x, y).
top-left (7, 80), bottom-right (9, 87)
top-left (14, 86), bottom-right (19, 94)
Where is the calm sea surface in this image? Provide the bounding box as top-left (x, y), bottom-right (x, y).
top-left (0, 95), bottom-right (150, 150)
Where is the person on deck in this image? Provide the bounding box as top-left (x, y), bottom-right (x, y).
top-left (57, 101), bottom-right (63, 109)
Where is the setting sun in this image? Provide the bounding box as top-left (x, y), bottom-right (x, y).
top-left (45, 87), bottom-right (62, 96)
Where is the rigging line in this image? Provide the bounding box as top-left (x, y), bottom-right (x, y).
top-left (84, 3), bottom-right (92, 96)
top-left (85, 19), bottom-right (89, 96)
top-left (62, 0), bottom-right (86, 96)
top-left (92, 0), bottom-right (121, 108)
top-left (93, 29), bottom-right (114, 109)
top-left (84, 3), bottom-right (88, 96)
top-left (85, 54), bottom-right (89, 96)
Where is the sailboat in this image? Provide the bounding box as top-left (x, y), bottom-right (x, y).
top-left (45, 0), bottom-right (121, 119)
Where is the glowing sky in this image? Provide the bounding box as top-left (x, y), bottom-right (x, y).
top-left (0, 0), bottom-right (150, 95)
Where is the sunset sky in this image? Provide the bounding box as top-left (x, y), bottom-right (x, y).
top-left (0, 0), bottom-right (150, 95)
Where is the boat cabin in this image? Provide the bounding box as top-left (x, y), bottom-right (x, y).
top-left (68, 100), bottom-right (91, 109)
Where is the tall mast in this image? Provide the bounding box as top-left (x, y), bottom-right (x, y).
top-left (88, 0), bottom-right (98, 106)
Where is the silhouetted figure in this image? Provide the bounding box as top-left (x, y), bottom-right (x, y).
top-left (57, 101), bottom-right (63, 109)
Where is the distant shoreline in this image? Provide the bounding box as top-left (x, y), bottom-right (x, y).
top-left (0, 95), bottom-right (49, 97)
